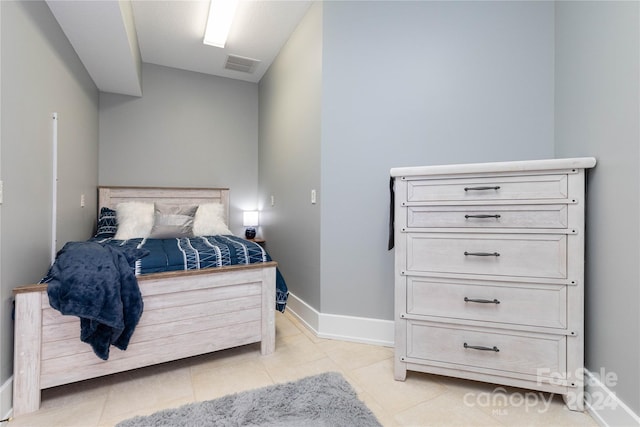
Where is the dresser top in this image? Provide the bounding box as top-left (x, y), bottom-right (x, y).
top-left (390, 157), bottom-right (596, 177)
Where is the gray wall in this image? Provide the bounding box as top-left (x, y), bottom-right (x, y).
top-left (258, 1), bottom-right (555, 319)
top-left (320, 0), bottom-right (555, 319)
top-left (554, 1), bottom-right (640, 414)
top-left (0, 0), bottom-right (98, 387)
top-left (99, 63), bottom-right (259, 234)
top-left (258, 2), bottom-right (323, 310)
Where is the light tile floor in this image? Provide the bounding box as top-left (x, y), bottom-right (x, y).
top-left (9, 312), bottom-right (598, 427)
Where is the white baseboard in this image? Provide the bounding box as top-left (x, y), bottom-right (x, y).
top-left (585, 369), bottom-right (640, 427)
top-left (285, 292), bottom-right (394, 347)
top-left (285, 292), bottom-right (320, 334)
top-left (1, 376), bottom-right (12, 421)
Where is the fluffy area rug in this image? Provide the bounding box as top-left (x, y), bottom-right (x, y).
top-left (116, 372), bottom-right (382, 427)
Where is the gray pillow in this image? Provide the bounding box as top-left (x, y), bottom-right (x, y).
top-left (148, 204), bottom-right (197, 239)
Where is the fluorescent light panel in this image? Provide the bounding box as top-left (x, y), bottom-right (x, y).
top-left (203, 0), bottom-right (239, 48)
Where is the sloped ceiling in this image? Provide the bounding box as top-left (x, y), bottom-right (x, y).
top-left (46, 0), bottom-right (312, 96)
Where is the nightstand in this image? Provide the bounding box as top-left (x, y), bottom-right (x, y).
top-left (247, 238), bottom-right (265, 245)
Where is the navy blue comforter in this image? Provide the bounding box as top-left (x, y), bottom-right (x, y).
top-left (94, 235), bottom-right (289, 312)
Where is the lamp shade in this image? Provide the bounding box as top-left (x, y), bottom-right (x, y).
top-left (243, 211), bottom-right (259, 227)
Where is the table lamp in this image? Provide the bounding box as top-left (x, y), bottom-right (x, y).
top-left (243, 211), bottom-right (259, 239)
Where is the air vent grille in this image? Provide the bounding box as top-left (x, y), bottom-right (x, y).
top-left (225, 55), bottom-right (261, 74)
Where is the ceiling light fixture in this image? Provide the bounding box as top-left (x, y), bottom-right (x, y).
top-left (203, 0), bottom-right (239, 48)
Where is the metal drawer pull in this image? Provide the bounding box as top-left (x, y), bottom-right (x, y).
top-left (465, 214), bottom-right (501, 219)
top-left (464, 186), bottom-right (501, 191)
top-left (464, 297), bottom-right (500, 304)
top-left (464, 251), bottom-right (500, 257)
top-left (464, 342), bottom-right (500, 352)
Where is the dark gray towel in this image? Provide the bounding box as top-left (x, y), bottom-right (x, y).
top-left (388, 176), bottom-right (395, 250)
top-left (46, 241), bottom-right (148, 360)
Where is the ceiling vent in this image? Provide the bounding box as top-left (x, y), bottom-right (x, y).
top-left (225, 55), bottom-right (261, 74)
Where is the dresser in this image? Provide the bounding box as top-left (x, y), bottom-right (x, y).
top-left (390, 158), bottom-right (596, 411)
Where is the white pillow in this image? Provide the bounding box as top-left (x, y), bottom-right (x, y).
top-left (193, 203), bottom-right (232, 236)
top-left (114, 202), bottom-right (155, 240)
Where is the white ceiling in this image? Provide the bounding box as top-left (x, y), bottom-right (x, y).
top-left (46, 0), bottom-right (312, 96)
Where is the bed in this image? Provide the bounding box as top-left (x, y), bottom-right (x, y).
top-left (12, 186), bottom-right (284, 416)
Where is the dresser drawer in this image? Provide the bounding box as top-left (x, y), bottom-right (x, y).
top-left (406, 322), bottom-right (566, 378)
top-left (406, 277), bottom-right (567, 329)
top-left (406, 174), bottom-right (568, 202)
top-left (406, 233), bottom-right (567, 279)
top-left (407, 204), bottom-right (568, 229)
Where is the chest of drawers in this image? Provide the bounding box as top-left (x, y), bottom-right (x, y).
top-left (390, 158), bottom-right (596, 411)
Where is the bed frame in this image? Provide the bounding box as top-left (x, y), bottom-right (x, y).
top-left (12, 186), bottom-right (277, 416)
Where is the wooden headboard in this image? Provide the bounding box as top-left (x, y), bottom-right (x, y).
top-left (98, 186), bottom-right (230, 225)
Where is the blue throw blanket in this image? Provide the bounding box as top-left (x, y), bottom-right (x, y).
top-left (45, 241), bottom-right (149, 360)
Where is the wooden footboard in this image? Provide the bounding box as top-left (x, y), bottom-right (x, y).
top-left (12, 262), bottom-right (277, 416)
